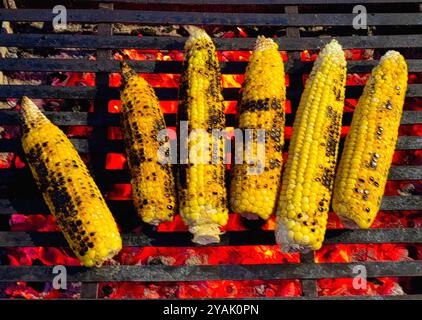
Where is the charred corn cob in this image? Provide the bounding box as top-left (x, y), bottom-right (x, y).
top-left (230, 36), bottom-right (286, 220)
top-left (19, 96), bottom-right (122, 267)
top-left (333, 51), bottom-right (408, 228)
top-left (275, 40), bottom-right (346, 252)
top-left (120, 61), bottom-right (177, 225)
top-left (178, 27), bottom-right (228, 244)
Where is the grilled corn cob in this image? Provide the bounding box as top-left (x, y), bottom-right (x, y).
top-left (275, 40), bottom-right (346, 252)
top-left (230, 36), bottom-right (285, 220)
top-left (19, 96), bottom-right (122, 267)
top-left (333, 51), bottom-right (408, 228)
top-left (120, 61), bottom-right (177, 225)
top-left (178, 26), bottom-right (228, 244)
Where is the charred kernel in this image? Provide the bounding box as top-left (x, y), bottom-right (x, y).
top-left (121, 62), bottom-right (176, 225)
top-left (21, 100), bottom-right (119, 265)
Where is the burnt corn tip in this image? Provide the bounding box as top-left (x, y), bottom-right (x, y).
top-left (184, 26), bottom-right (211, 51)
top-left (19, 96), bottom-right (36, 118)
top-left (120, 60), bottom-right (137, 84)
top-left (21, 95), bottom-right (32, 107)
top-left (184, 25), bottom-right (206, 37)
top-left (19, 96), bottom-right (48, 130)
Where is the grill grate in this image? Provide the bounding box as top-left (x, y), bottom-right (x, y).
top-left (0, 0), bottom-right (421, 299)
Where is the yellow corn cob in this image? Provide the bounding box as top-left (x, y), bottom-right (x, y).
top-left (230, 36), bottom-right (285, 220)
top-left (19, 96), bottom-right (122, 267)
top-left (275, 40), bottom-right (346, 252)
top-left (178, 26), bottom-right (228, 244)
top-left (333, 51), bottom-right (408, 228)
top-left (120, 61), bottom-right (177, 225)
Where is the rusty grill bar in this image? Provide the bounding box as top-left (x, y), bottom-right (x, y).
top-left (0, 0), bottom-right (421, 299)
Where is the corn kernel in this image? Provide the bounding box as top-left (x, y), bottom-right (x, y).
top-left (333, 51), bottom-right (408, 229)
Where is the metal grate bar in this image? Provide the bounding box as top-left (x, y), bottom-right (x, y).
top-left (2, 231), bottom-right (267, 247)
top-left (99, 165), bottom-right (422, 182)
top-left (0, 228), bottom-right (420, 252)
top-left (0, 261), bottom-right (421, 282)
top-left (301, 252), bottom-right (317, 298)
top-left (2, 59), bottom-right (422, 74)
top-left (78, 3), bottom-right (112, 299)
top-left (0, 84), bottom-right (420, 100)
top-left (1, 135), bottom-right (420, 154)
top-left (82, 0), bottom-right (422, 4)
top-left (0, 34), bottom-right (421, 50)
top-left (0, 165), bottom-right (420, 195)
top-left (1, 9), bottom-right (421, 26)
top-left (1, 110), bottom-right (421, 128)
top-left (80, 282), bottom-right (99, 299)
top-left (396, 136), bottom-right (422, 150)
top-left (0, 195), bottom-right (420, 215)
